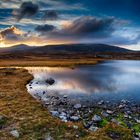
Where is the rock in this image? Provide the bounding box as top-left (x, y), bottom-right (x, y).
top-left (63, 95), bottom-right (68, 98)
top-left (124, 114), bottom-right (129, 118)
top-left (75, 135), bottom-right (79, 138)
top-left (107, 131), bottom-right (120, 139)
top-left (89, 126), bottom-right (98, 132)
top-left (119, 104), bottom-right (126, 109)
top-left (74, 104), bottom-right (82, 109)
top-left (73, 125), bottom-right (78, 129)
top-left (59, 112), bottom-right (67, 122)
top-left (45, 134), bottom-right (53, 140)
top-left (50, 111), bottom-right (59, 117)
top-left (59, 115), bottom-right (67, 122)
top-left (46, 78), bottom-right (55, 85)
top-left (0, 115), bottom-right (4, 120)
top-left (98, 100), bottom-right (104, 105)
top-left (111, 118), bottom-right (119, 125)
top-left (106, 110), bottom-right (114, 114)
top-left (92, 115), bottom-right (102, 122)
top-left (101, 111), bottom-right (109, 117)
top-left (121, 99), bottom-right (127, 104)
top-left (10, 130), bottom-right (19, 138)
top-left (83, 121), bottom-right (92, 129)
top-left (136, 119), bottom-right (140, 124)
top-left (70, 116), bottom-right (80, 121)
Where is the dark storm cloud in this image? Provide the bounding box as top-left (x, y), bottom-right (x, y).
top-left (63, 16), bottom-right (114, 35)
top-left (46, 16), bottom-right (116, 40)
top-left (43, 10), bottom-right (58, 20)
top-left (35, 24), bottom-right (56, 33)
top-left (13, 2), bottom-right (39, 21)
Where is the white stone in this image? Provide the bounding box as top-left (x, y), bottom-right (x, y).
top-left (50, 111), bottom-right (59, 117)
top-left (10, 130), bottom-right (19, 138)
top-left (92, 115), bottom-right (102, 122)
top-left (74, 104), bottom-right (81, 109)
top-left (89, 126), bottom-right (98, 132)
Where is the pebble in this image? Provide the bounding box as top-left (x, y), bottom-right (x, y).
top-left (98, 100), bottom-right (104, 105)
top-left (50, 111), bottom-right (59, 117)
top-left (63, 95), bottom-right (68, 98)
top-left (0, 115), bottom-right (4, 120)
top-left (92, 115), bottom-right (102, 122)
top-left (10, 130), bottom-right (19, 138)
top-left (70, 116), bottom-right (80, 121)
top-left (89, 126), bottom-right (98, 132)
top-left (106, 110), bottom-right (114, 114)
top-left (74, 104), bottom-right (82, 109)
top-left (73, 125), bottom-right (78, 129)
top-left (101, 111), bottom-right (109, 117)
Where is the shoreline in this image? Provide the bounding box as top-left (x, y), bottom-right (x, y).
top-left (0, 67), bottom-right (138, 139)
top-left (27, 78), bottom-right (140, 139)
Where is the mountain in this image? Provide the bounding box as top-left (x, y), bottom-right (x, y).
top-left (0, 44), bottom-right (34, 53)
top-left (32, 44), bottom-right (131, 54)
top-left (0, 43), bottom-right (132, 54)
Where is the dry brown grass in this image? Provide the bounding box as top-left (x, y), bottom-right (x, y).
top-left (0, 68), bottom-right (133, 140)
top-left (0, 59), bottom-right (99, 67)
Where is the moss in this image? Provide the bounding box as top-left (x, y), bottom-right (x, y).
top-left (132, 124), bottom-right (140, 133)
top-left (99, 119), bottom-right (108, 127)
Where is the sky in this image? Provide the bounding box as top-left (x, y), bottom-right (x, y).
top-left (0, 0), bottom-right (140, 50)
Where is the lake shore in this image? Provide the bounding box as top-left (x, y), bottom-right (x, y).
top-left (0, 67), bottom-right (137, 139)
top-left (0, 68), bottom-right (138, 140)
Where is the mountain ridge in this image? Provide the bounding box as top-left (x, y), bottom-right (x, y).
top-left (0, 43), bottom-right (132, 54)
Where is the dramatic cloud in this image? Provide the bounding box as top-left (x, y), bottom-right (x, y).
top-left (42, 16), bottom-right (116, 40)
top-left (1, 0), bottom-right (140, 49)
top-left (43, 10), bottom-right (58, 20)
top-left (13, 2), bottom-right (39, 21)
top-left (61, 16), bottom-right (115, 36)
top-left (0, 26), bottom-right (23, 40)
top-left (35, 24), bottom-right (56, 33)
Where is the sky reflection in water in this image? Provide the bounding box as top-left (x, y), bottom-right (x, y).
top-left (27, 60), bottom-right (140, 104)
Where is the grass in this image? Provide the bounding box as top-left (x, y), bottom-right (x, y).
top-left (0, 68), bottom-right (133, 140)
top-left (0, 58), bottom-right (99, 67)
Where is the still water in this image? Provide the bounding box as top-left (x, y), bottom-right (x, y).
top-left (26, 60), bottom-right (140, 104)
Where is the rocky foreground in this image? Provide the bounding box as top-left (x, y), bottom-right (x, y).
top-left (28, 79), bottom-right (140, 140)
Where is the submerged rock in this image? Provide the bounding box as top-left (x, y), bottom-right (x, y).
top-left (46, 78), bottom-right (55, 85)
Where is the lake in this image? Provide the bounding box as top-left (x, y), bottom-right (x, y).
top-left (26, 60), bottom-right (140, 105)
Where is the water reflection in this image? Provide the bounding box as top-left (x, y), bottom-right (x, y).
top-left (26, 60), bottom-right (140, 103)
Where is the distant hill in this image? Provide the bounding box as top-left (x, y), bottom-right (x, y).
top-left (0, 43), bottom-right (132, 54)
top-left (0, 44), bottom-right (34, 53)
